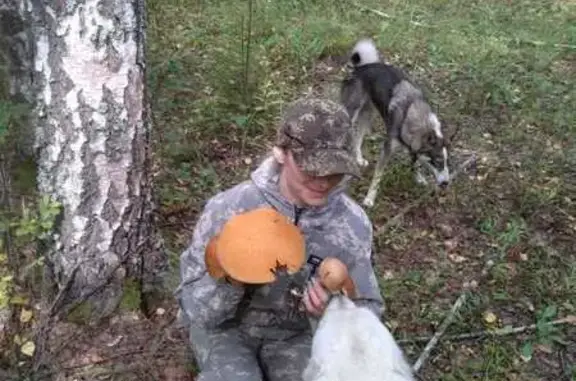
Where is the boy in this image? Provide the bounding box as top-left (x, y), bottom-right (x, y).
top-left (175, 97), bottom-right (384, 381)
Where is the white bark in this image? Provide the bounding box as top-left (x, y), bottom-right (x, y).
top-left (23, 0), bottom-right (167, 319)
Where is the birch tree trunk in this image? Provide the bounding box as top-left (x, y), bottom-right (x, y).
top-left (13, 0), bottom-right (169, 321)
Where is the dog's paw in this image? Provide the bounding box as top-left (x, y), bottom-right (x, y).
top-left (362, 194), bottom-right (375, 208)
top-left (415, 171), bottom-right (429, 186)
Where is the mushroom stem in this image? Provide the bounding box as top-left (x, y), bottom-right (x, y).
top-left (341, 276), bottom-right (357, 299)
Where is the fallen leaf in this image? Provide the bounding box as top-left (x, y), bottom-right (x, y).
top-left (463, 280), bottom-right (478, 290)
top-left (476, 174), bottom-right (488, 181)
top-left (386, 320), bottom-right (399, 330)
top-left (82, 352), bottom-right (104, 365)
top-left (520, 298), bottom-right (535, 312)
top-left (444, 239), bottom-right (458, 252)
top-left (448, 253), bottom-right (466, 263)
top-left (20, 309), bottom-right (33, 323)
top-left (9, 295), bottom-right (29, 305)
top-left (482, 311), bottom-right (498, 327)
top-left (520, 342), bottom-right (533, 362)
top-left (20, 341), bottom-right (35, 357)
top-left (437, 223), bottom-right (454, 238)
top-left (382, 270), bottom-right (394, 280)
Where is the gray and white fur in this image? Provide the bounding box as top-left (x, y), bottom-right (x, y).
top-left (341, 38), bottom-right (453, 208)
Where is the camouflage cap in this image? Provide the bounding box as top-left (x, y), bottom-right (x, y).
top-left (275, 97), bottom-right (361, 178)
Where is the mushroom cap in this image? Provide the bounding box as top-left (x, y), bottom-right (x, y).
top-left (318, 257), bottom-right (357, 298)
top-left (206, 207), bottom-right (306, 284)
top-left (205, 234), bottom-right (225, 279)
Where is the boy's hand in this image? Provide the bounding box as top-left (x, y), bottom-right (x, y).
top-left (303, 277), bottom-right (330, 317)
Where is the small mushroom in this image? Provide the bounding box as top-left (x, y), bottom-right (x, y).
top-left (204, 207), bottom-right (306, 284)
top-left (318, 257), bottom-right (357, 298)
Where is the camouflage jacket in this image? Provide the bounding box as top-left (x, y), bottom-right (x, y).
top-left (174, 156), bottom-right (384, 340)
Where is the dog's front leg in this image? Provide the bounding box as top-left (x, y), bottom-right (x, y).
top-left (412, 155), bottom-right (429, 185)
top-left (363, 137), bottom-right (400, 208)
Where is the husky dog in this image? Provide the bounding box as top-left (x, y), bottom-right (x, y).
top-left (302, 293), bottom-right (415, 381)
top-left (341, 38), bottom-right (455, 208)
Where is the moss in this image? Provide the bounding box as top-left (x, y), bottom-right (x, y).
top-left (65, 300), bottom-right (95, 325)
top-left (118, 277), bottom-right (142, 311)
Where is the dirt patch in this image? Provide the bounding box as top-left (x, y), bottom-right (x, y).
top-left (46, 306), bottom-right (193, 381)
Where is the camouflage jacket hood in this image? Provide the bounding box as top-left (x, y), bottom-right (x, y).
top-left (175, 155), bottom-right (384, 340)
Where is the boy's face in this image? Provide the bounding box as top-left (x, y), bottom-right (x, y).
top-left (280, 150), bottom-right (344, 207)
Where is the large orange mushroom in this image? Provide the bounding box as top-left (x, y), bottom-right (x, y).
top-left (204, 207), bottom-right (306, 284)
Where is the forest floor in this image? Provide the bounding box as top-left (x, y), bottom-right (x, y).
top-left (41, 0), bottom-right (576, 380)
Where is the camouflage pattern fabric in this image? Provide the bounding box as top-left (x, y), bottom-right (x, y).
top-left (190, 325), bottom-right (313, 381)
top-left (275, 97), bottom-right (362, 178)
top-left (174, 98), bottom-right (384, 379)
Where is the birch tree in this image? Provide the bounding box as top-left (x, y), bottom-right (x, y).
top-left (2, 0), bottom-right (168, 322)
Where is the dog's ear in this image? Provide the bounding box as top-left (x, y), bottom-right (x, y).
top-left (409, 135), bottom-right (423, 153)
top-left (422, 130), bottom-right (443, 150)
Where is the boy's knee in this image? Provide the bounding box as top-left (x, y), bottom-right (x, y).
top-left (265, 360), bottom-right (310, 381)
top-left (261, 334), bottom-right (313, 381)
top-left (187, 325), bottom-right (264, 381)
top-left (195, 367), bottom-right (263, 381)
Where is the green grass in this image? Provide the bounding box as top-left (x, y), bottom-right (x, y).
top-left (147, 0), bottom-right (576, 379)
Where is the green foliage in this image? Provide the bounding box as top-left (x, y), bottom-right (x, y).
top-left (0, 195), bottom-right (61, 309)
top-left (146, 0), bottom-right (576, 378)
top-left (0, 239), bottom-right (15, 309)
top-left (0, 273), bottom-right (12, 308)
top-left (519, 304), bottom-right (568, 363)
top-left (65, 300), bottom-right (94, 325)
top-left (0, 194), bottom-right (61, 373)
top-left (0, 100), bottom-right (29, 146)
top-left (11, 195), bottom-right (62, 241)
top-left (119, 277), bottom-right (142, 311)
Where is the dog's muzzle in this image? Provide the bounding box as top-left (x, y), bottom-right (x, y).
top-left (436, 172), bottom-right (450, 188)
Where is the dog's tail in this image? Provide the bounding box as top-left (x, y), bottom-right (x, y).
top-left (350, 38), bottom-right (381, 67)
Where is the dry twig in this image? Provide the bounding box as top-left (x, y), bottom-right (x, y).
top-left (410, 255), bottom-right (495, 373)
top-left (351, 2), bottom-right (433, 28)
top-left (400, 316), bottom-right (576, 344)
top-left (412, 292), bottom-right (468, 373)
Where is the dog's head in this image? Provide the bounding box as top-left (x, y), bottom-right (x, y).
top-left (405, 107), bottom-right (455, 187)
top-left (419, 125), bottom-right (451, 187)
